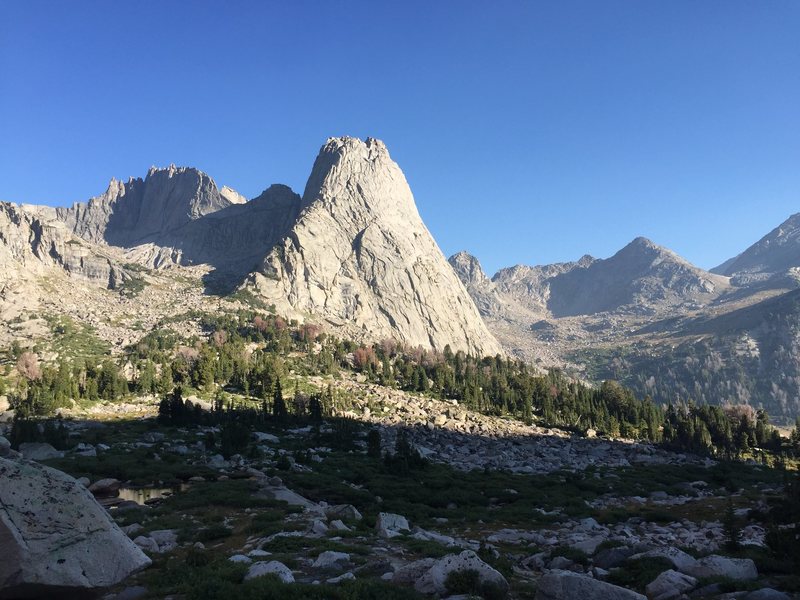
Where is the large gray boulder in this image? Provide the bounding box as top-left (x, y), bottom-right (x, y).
top-left (376, 512), bottom-right (410, 538)
top-left (682, 555), bottom-right (758, 581)
top-left (0, 456), bottom-right (151, 598)
top-left (18, 442), bottom-right (64, 461)
top-left (415, 550), bottom-right (508, 596)
top-left (535, 570), bottom-right (646, 600)
top-left (645, 569), bottom-right (697, 600)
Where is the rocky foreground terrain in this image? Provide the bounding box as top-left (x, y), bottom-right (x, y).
top-left (1, 377), bottom-right (796, 599)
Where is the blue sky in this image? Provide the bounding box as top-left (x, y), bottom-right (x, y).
top-left (1, 1), bottom-right (798, 275)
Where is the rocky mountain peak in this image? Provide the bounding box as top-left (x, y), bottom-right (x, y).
top-left (618, 236), bottom-right (672, 258)
top-left (448, 251), bottom-right (491, 285)
top-left (57, 165), bottom-right (232, 246)
top-left (301, 136), bottom-right (397, 211)
top-left (255, 137), bottom-right (502, 356)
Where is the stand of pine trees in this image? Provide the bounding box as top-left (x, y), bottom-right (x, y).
top-left (4, 308), bottom-right (796, 459)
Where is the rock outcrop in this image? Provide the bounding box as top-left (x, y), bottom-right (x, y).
top-left (0, 456), bottom-right (150, 598)
top-left (0, 202), bottom-right (126, 288)
top-left (253, 137), bottom-right (502, 356)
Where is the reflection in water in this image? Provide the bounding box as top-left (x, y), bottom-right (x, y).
top-left (117, 484), bottom-right (188, 505)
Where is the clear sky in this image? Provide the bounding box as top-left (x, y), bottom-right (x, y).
top-left (1, 1), bottom-right (798, 275)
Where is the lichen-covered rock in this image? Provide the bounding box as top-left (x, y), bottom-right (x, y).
top-left (646, 569), bottom-right (697, 600)
top-left (375, 512), bottom-right (410, 538)
top-left (311, 551), bottom-right (350, 571)
top-left (244, 560), bottom-right (294, 583)
top-left (414, 550), bottom-right (509, 596)
top-left (682, 554), bottom-right (758, 581)
top-left (0, 457), bottom-right (150, 598)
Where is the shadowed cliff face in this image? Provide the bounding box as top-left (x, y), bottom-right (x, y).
top-left (56, 167), bottom-right (303, 274)
top-left (57, 166), bottom-right (230, 247)
top-left (54, 168), bottom-right (303, 291)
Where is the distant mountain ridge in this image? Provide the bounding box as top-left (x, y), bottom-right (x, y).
top-left (450, 217), bottom-right (800, 421)
top-left (460, 237), bottom-right (727, 319)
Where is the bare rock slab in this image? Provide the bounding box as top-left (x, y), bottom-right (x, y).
top-left (0, 456), bottom-right (151, 598)
top-left (682, 554), bottom-right (758, 581)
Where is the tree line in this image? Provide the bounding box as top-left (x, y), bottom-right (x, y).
top-left (3, 308), bottom-right (799, 459)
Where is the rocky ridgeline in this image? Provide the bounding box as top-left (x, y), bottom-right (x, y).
top-left (2, 137), bottom-right (502, 357)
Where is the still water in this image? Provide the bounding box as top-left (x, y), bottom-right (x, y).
top-left (116, 484), bottom-right (188, 505)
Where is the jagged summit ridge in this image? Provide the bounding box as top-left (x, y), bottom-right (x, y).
top-left (467, 237), bottom-right (726, 319)
top-left (255, 137), bottom-right (502, 356)
top-left (57, 166), bottom-right (233, 247)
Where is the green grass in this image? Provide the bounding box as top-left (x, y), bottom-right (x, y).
top-left (44, 446), bottom-right (216, 486)
top-left (397, 536), bottom-right (457, 558)
top-left (261, 535), bottom-right (369, 556)
top-left (606, 557), bottom-right (674, 592)
top-left (118, 275), bottom-right (148, 297)
top-left (141, 554), bottom-right (425, 600)
top-left (46, 314), bottom-right (110, 362)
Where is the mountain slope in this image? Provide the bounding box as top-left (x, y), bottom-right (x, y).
top-left (252, 137), bottom-right (502, 356)
top-left (3, 137), bottom-right (500, 356)
top-left (712, 213), bottom-right (800, 283)
top-left (546, 237), bottom-right (727, 317)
